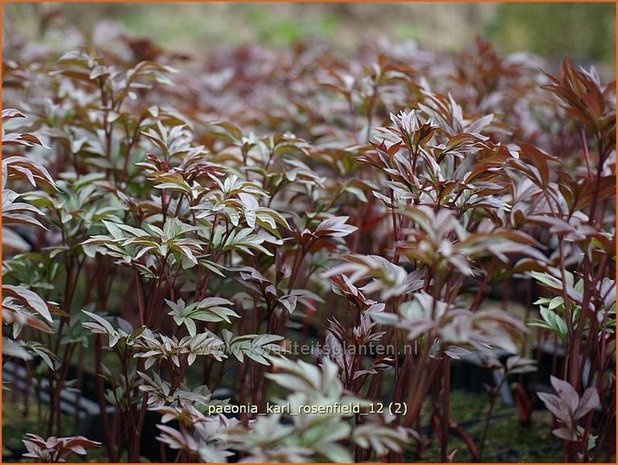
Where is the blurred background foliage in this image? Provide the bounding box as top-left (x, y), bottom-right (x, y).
top-left (3, 2), bottom-right (616, 72)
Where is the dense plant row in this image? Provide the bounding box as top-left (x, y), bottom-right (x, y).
top-left (2, 24), bottom-right (615, 463)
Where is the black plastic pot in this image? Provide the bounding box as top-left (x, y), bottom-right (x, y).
top-left (2, 360), bottom-right (230, 462)
top-left (3, 360), bottom-right (117, 442)
top-left (449, 351), bottom-right (514, 405)
top-left (531, 341), bottom-right (565, 384)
